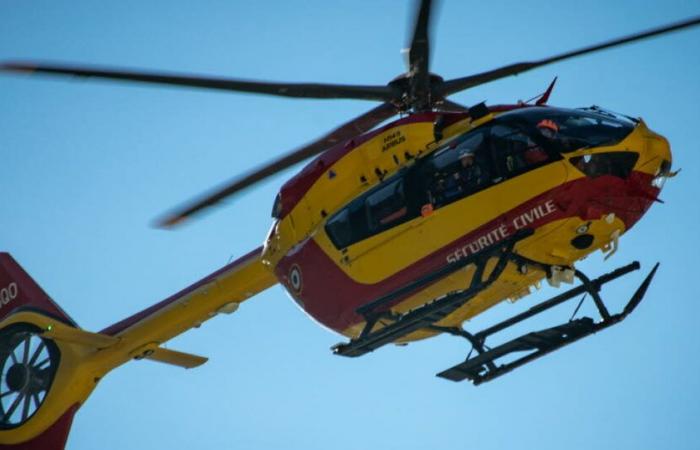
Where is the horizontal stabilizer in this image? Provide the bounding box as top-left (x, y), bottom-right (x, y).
top-left (145, 347), bottom-right (208, 369)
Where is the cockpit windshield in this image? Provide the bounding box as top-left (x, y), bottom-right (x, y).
top-left (495, 106), bottom-right (636, 153)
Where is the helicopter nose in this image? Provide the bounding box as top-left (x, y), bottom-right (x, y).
top-left (644, 129), bottom-right (673, 188)
top-left (633, 122), bottom-right (673, 189)
top-left (647, 132), bottom-right (672, 165)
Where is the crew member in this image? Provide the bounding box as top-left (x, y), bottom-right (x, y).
top-left (522, 119), bottom-right (557, 164)
top-left (454, 149), bottom-right (482, 190)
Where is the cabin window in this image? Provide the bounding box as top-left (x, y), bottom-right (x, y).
top-left (570, 151), bottom-right (639, 179)
top-left (325, 209), bottom-right (352, 248)
top-left (325, 174), bottom-right (414, 249)
top-left (366, 178), bottom-right (406, 231)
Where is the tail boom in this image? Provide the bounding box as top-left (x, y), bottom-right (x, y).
top-left (0, 248), bottom-right (277, 448)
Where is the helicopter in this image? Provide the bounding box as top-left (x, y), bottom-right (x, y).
top-left (1, 1), bottom-right (700, 449)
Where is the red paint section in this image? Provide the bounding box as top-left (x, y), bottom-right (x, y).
top-left (0, 253), bottom-right (76, 326)
top-left (2, 403), bottom-right (80, 450)
top-left (275, 172), bottom-right (657, 332)
top-left (101, 247), bottom-right (262, 335)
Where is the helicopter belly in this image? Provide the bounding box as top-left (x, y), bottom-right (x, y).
top-left (275, 169), bottom-right (658, 340)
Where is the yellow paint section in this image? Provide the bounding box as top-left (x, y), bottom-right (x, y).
top-left (111, 250), bottom-right (276, 347)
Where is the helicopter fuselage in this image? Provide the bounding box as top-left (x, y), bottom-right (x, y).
top-left (262, 105), bottom-right (671, 341)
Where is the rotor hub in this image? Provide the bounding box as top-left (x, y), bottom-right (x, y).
top-left (388, 72), bottom-right (445, 111)
top-left (5, 363), bottom-right (29, 392)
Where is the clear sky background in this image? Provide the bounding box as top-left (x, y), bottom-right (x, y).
top-left (1, 1), bottom-right (699, 449)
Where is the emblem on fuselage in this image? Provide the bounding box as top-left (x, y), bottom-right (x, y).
top-left (288, 265), bottom-right (303, 293)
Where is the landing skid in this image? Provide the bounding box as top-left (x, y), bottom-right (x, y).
top-left (436, 261), bottom-right (658, 384)
top-left (332, 233), bottom-right (659, 384)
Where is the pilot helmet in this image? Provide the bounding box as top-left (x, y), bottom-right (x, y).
top-left (537, 119), bottom-right (559, 138)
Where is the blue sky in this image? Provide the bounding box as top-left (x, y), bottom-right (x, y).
top-left (1, 1), bottom-right (699, 449)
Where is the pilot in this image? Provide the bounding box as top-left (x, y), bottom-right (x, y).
top-left (524, 142), bottom-right (549, 164)
top-left (455, 148), bottom-right (482, 189)
top-left (521, 119), bottom-right (557, 164)
top-left (537, 119), bottom-right (559, 139)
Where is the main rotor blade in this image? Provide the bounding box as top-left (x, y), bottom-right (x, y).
top-left (436, 15), bottom-right (700, 97)
top-left (408, 0), bottom-right (434, 109)
top-left (156, 102), bottom-right (398, 228)
top-left (0, 62), bottom-right (398, 102)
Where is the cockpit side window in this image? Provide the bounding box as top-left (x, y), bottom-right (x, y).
top-left (542, 115), bottom-right (628, 153)
top-left (497, 107), bottom-right (635, 154)
top-left (490, 124), bottom-right (554, 177)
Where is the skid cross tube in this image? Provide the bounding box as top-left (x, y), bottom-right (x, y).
top-left (332, 230), bottom-right (532, 358)
top-left (437, 261), bottom-right (659, 385)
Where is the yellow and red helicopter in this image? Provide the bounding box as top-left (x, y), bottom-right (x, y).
top-left (1, 1), bottom-right (699, 448)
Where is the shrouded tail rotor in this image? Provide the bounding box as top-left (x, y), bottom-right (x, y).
top-left (0, 254), bottom-right (84, 450)
top-left (0, 323), bottom-right (60, 430)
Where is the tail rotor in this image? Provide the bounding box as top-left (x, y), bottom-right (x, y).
top-left (0, 323), bottom-right (60, 430)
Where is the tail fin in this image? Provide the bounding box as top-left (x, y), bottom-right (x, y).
top-left (0, 254), bottom-right (81, 450)
top-left (0, 253), bottom-right (76, 326)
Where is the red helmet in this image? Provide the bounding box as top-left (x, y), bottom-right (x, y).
top-left (537, 119), bottom-right (559, 133)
